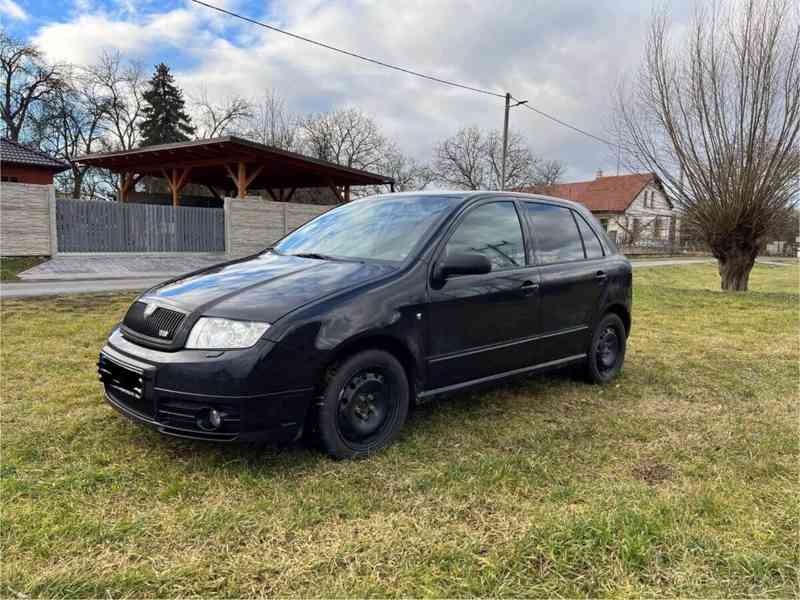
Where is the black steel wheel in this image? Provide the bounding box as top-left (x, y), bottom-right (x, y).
top-left (317, 350), bottom-right (409, 459)
top-left (586, 313), bottom-right (626, 383)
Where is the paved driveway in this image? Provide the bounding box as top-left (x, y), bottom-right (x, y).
top-left (18, 254), bottom-right (228, 281)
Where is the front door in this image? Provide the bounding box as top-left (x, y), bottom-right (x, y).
top-left (426, 201), bottom-right (540, 390)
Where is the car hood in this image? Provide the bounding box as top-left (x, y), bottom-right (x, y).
top-left (140, 252), bottom-right (395, 324)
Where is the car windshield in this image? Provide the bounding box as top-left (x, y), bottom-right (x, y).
top-left (273, 195), bottom-right (461, 262)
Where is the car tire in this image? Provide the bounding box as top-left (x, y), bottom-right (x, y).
top-left (585, 313), bottom-right (627, 384)
top-left (316, 349), bottom-right (409, 459)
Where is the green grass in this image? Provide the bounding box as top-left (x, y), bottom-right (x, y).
top-left (0, 256), bottom-right (48, 281)
top-left (1, 264), bottom-right (798, 597)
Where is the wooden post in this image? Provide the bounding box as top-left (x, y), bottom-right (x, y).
top-left (284, 187), bottom-right (296, 203)
top-left (238, 161), bottom-right (246, 198)
top-left (120, 172), bottom-right (143, 203)
top-left (344, 185), bottom-right (351, 202)
top-left (171, 168), bottom-right (180, 206)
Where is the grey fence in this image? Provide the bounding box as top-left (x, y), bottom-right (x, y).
top-left (56, 199), bottom-right (225, 253)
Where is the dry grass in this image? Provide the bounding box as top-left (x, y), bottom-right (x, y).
top-left (1, 264), bottom-right (798, 597)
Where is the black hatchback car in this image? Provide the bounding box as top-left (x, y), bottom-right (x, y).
top-left (99, 192), bottom-right (631, 458)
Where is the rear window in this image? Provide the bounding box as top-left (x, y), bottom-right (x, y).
top-left (524, 203), bottom-right (585, 264)
top-left (575, 213), bottom-right (604, 259)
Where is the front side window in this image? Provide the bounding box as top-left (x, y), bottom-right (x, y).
top-left (444, 202), bottom-right (525, 272)
top-left (525, 203), bottom-right (585, 264)
top-left (274, 194), bottom-right (461, 262)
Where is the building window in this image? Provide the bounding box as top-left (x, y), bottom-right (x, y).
top-left (600, 218), bottom-right (609, 231)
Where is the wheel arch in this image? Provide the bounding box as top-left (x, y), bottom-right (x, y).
top-left (319, 333), bottom-right (419, 400)
top-left (603, 303), bottom-right (631, 337)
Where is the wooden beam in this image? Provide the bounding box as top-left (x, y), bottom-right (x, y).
top-left (244, 163), bottom-right (265, 189)
top-left (205, 185), bottom-right (222, 201)
top-left (328, 181), bottom-right (344, 203)
top-left (284, 187), bottom-right (297, 203)
top-left (265, 188), bottom-right (279, 202)
top-left (344, 185), bottom-right (351, 202)
top-left (175, 166), bottom-right (192, 191)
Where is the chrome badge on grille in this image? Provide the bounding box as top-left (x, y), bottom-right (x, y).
top-left (143, 303), bottom-right (158, 318)
top-left (158, 329), bottom-right (169, 337)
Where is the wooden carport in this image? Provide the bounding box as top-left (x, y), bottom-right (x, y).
top-left (78, 136), bottom-right (394, 206)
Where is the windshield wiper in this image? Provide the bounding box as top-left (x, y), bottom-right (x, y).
top-left (291, 252), bottom-right (336, 261)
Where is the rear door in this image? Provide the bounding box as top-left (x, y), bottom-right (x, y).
top-left (426, 200), bottom-right (540, 389)
top-left (522, 202), bottom-right (607, 361)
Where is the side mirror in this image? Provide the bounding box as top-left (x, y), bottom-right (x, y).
top-left (435, 252), bottom-right (492, 280)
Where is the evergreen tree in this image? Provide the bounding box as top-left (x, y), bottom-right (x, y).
top-left (138, 63), bottom-right (195, 146)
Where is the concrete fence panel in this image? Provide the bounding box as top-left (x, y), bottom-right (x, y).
top-left (0, 182), bottom-right (54, 256)
top-left (225, 197), bottom-right (331, 258)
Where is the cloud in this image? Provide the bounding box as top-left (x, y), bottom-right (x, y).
top-left (30, 0), bottom-right (692, 181)
top-left (0, 0), bottom-right (28, 21)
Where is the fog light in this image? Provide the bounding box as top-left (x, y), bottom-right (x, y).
top-left (197, 408), bottom-right (225, 431)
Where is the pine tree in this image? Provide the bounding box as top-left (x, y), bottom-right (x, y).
top-left (138, 63), bottom-right (195, 146)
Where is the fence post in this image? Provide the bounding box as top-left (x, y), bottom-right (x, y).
top-left (48, 186), bottom-right (58, 256)
top-left (224, 197), bottom-right (232, 256)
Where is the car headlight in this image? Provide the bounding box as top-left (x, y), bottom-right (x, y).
top-left (185, 317), bottom-right (270, 349)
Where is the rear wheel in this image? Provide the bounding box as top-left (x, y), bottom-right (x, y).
top-left (585, 313), bottom-right (626, 383)
top-left (316, 350), bottom-right (409, 459)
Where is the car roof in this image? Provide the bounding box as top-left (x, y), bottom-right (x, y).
top-left (374, 190), bottom-right (588, 212)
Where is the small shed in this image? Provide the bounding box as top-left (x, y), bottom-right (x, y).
top-left (78, 136), bottom-right (394, 206)
top-left (1, 137), bottom-right (68, 184)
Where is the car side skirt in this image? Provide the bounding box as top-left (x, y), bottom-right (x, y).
top-left (417, 353), bottom-right (586, 400)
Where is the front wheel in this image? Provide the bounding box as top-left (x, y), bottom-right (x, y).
top-left (585, 313), bottom-right (627, 384)
top-left (316, 350), bottom-right (409, 459)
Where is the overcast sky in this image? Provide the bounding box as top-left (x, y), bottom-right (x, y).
top-left (3, 0), bottom-right (694, 181)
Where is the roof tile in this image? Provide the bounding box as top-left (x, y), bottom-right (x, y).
top-left (1, 137), bottom-right (69, 171)
top-left (522, 173), bottom-right (656, 213)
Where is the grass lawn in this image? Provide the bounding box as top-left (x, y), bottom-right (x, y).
top-left (0, 256), bottom-right (48, 282)
top-left (1, 264), bottom-right (798, 597)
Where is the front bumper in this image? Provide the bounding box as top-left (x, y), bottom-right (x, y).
top-left (98, 329), bottom-right (314, 443)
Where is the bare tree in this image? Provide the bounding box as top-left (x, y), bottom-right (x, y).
top-left (0, 31), bottom-right (64, 141)
top-left (300, 107), bottom-right (386, 170)
top-left (244, 90), bottom-right (299, 150)
top-left (90, 51), bottom-right (146, 152)
top-left (34, 66), bottom-right (109, 198)
top-left (432, 126), bottom-right (487, 189)
top-left (373, 143), bottom-right (432, 194)
top-left (614, 0), bottom-right (800, 290)
top-left (432, 126), bottom-right (561, 190)
top-left (192, 85), bottom-right (252, 138)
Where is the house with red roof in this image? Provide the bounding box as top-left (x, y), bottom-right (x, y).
top-left (522, 171), bottom-right (679, 247)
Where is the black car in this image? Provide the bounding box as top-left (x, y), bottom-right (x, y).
top-left (99, 192), bottom-right (632, 459)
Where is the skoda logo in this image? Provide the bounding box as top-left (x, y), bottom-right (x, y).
top-left (143, 303), bottom-right (158, 318)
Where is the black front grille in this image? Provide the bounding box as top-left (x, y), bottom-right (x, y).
top-left (123, 302), bottom-right (186, 341)
top-left (98, 355), bottom-right (154, 417)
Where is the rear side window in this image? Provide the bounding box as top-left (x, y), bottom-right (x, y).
top-left (445, 202), bottom-right (525, 271)
top-left (575, 213), bottom-right (604, 259)
top-left (525, 203), bottom-right (584, 264)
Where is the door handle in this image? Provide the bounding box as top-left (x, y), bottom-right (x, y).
top-left (595, 270), bottom-right (608, 284)
top-left (520, 280), bottom-right (539, 295)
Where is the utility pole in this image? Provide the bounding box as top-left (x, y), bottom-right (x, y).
top-left (500, 93), bottom-right (527, 191)
top-left (501, 93), bottom-right (511, 191)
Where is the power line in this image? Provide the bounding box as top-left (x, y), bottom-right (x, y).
top-left (189, 0), bottom-right (616, 148)
top-left (512, 95), bottom-right (616, 147)
top-left (189, 0), bottom-right (504, 99)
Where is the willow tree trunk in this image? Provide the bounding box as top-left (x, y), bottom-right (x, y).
top-left (717, 250), bottom-right (757, 291)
